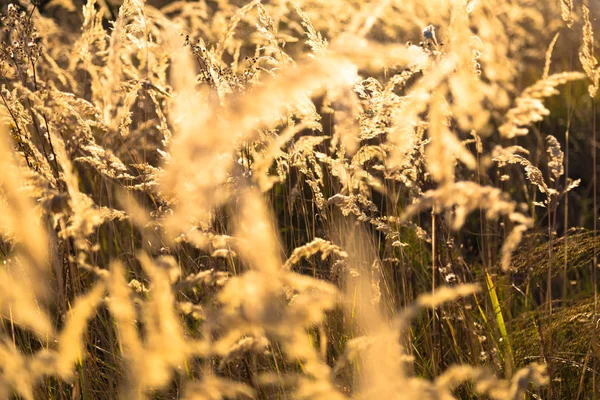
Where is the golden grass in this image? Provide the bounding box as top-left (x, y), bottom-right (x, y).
top-left (0, 0), bottom-right (598, 398)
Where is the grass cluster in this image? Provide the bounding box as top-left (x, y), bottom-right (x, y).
top-left (0, 0), bottom-right (599, 398)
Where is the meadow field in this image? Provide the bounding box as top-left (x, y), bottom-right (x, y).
top-left (0, 0), bottom-right (599, 398)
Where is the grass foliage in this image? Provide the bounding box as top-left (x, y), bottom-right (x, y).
top-left (0, 0), bottom-right (599, 398)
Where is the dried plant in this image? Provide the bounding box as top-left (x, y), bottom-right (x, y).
top-left (0, 0), bottom-right (595, 398)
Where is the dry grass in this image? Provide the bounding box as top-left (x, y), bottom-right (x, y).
top-left (0, 0), bottom-right (598, 398)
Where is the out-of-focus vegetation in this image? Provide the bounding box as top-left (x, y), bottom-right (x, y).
top-left (0, 0), bottom-right (599, 398)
